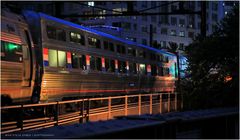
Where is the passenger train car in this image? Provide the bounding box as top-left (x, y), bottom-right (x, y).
top-left (1, 10), bottom-right (178, 105)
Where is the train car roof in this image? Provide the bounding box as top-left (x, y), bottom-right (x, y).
top-left (26, 11), bottom-right (175, 57)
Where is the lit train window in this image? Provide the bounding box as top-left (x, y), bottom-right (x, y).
top-left (1, 41), bottom-right (22, 62)
top-left (70, 32), bottom-right (85, 45)
top-left (48, 49), bottom-right (58, 67)
top-left (58, 51), bottom-right (66, 67)
top-left (46, 25), bottom-right (66, 41)
top-left (48, 49), bottom-right (67, 67)
top-left (139, 64), bottom-right (146, 75)
top-left (88, 37), bottom-right (101, 49)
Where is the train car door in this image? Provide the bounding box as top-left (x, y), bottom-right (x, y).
top-left (21, 30), bottom-right (32, 87)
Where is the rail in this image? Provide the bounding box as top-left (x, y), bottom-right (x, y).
top-left (1, 92), bottom-right (181, 134)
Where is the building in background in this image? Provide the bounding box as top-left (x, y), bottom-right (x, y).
top-left (60, 1), bottom-right (230, 54)
top-left (2, 1), bottom-right (237, 54)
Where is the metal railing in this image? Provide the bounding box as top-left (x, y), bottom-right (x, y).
top-left (1, 92), bottom-right (181, 134)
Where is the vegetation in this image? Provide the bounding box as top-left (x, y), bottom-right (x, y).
top-left (182, 6), bottom-right (239, 110)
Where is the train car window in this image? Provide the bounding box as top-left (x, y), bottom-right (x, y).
top-left (71, 53), bottom-right (79, 68)
top-left (121, 46), bottom-right (126, 54)
top-left (88, 37), bottom-right (101, 49)
top-left (80, 55), bottom-right (86, 70)
top-left (118, 61), bottom-right (126, 73)
top-left (151, 65), bottom-right (157, 76)
top-left (138, 50), bottom-right (146, 58)
top-left (117, 45), bottom-right (121, 53)
top-left (46, 25), bottom-right (56, 39)
top-left (105, 58), bottom-right (110, 71)
top-left (47, 25), bottom-right (66, 41)
top-left (129, 62), bottom-right (137, 74)
top-left (158, 67), bottom-right (164, 76)
top-left (165, 56), bottom-right (169, 63)
top-left (104, 41), bottom-right (109, 50)
top-left (57, 50), bottom-right (66, 67)
top-left (110, 59), bottom-right (115, 72)
top-left (90, 56), bottom-right (96, 70)
top-left (139, 64), bottom-right (146, 75)
top-left (70, 32), bottom-right (85, 45)
top-left (150, 53), bottom-right (156, 61)
top-left (164, 67), bottom-right (170, 75)
top-left (109, 42), bottom-right (114, 52)
top-left (1, 41), bottom-right (23, 62)
top-left (96, 57), bottom-right (102, 71)
top-left (127, 47), bottom-right (132, 56)
top-left (48, 49), bottom-right (58, 67)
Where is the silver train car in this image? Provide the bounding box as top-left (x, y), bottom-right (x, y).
top-left (1, 10), bottom-right (178, 104)
top-left (1, 10), bottom-right (37, 105)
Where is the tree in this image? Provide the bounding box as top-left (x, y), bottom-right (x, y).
top-left (182, 6), bottom-right (239, 109)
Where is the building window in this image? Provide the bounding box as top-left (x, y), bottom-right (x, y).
top-left (188, 32), bottom-right (194, 38)
top-left (122, 22), bottom-right (131, 30)
top-left (88, 37), bottom-right (101, 49)
top-left (142, 16), bottom-right (148, 21)
top-left (179, 19), bottom-right (185, 27)
top-left (170, 30), bottom-right (176, 36)
top-left (151, 16), bottom-right (157, 22)
top-left (160, 41), bottom-right (167, 48)
top-left (152, 26), bottom-right (157, 33)
top-left (88, 2), bottom-right (94, 7)
top-left (46, 25), bottom-right (66, 41)
top-left (179, 31), bottom-right (185, 37)
top-left (179, 43), bottom-right (184, 50)
top-left (171, 17), bottom-right (177, 26)
top-left (70, 32), bottom-right (85, 45)
top-left (142, 39), bottom-right (147, 45)
top-left (142, 1), bottom-right (147, 8)
top-left (133, 24), bottom-right (137, 30)
top-left (141, 26), bottom-right (148, 33)
top-left (161, 28), bottom-right (168, 35)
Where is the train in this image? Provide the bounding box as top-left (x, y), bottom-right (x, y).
top-left (1, 9), bottom-right (178, 105)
